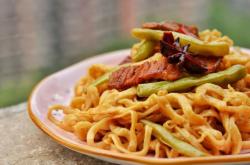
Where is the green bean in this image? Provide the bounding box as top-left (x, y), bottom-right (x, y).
top-left (137, 64), bottom-right (246, 97)
top-left (131, 28), bottom-right (229, 57)
top-left (141, 120), bottom-right (208, 157)
top-left (132, 28), bottom-right (163, 40)
top-left (131, 40), bottom-right (156, 62)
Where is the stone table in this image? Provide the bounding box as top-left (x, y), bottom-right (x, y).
top-left (0, 103), bottom-right (115, 165)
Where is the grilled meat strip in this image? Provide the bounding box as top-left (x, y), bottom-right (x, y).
top-left (142, 21), bottom-right (199, 38)
top-left (108, 57), bottom-right (182, 90)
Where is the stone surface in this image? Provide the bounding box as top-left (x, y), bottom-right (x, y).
top-left (0, 103), bottom-right (115, 165)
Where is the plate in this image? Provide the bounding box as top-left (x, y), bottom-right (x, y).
top-left (28, 49), bottom-right (250, 165)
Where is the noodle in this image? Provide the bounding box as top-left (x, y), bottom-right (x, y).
top-left (48, 29), bottom-right (250, 158)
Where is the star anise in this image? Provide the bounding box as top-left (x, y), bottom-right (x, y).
top-left (160, 32), bottom-right (220, 74)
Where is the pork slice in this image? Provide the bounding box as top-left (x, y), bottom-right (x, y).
top-left (142, 21), bottom-right (199, 38)
top-left (108, 57), bottom-right (182, 90)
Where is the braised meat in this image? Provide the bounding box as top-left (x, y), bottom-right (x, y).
top-left (108, 57), bottom-right (182, 90)
top-left (142, 21), bottom-right (199, 38)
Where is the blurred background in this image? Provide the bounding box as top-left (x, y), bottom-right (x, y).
top-left (0, 0), bottom-right (250, 108)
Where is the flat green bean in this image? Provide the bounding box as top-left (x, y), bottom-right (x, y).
top-left (137, 64), bottom-right (246, 97)
top-left (131, 40), bottom-right (156, 62)
top-left (132, 28), bottom-right (229, 57)
top-left (141, 120), bottom-right (208, 157)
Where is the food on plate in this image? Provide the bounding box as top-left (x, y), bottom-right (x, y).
top-left (48, 21), bottom-right (250, 158)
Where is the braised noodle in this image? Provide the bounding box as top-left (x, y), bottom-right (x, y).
top-left (48, 28), bottom-right (250, 158)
